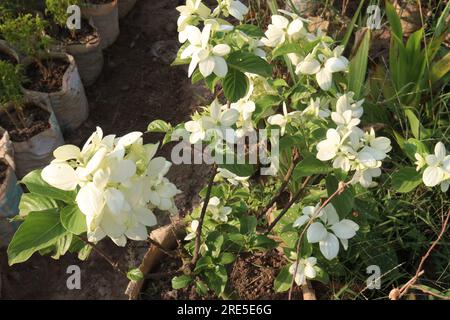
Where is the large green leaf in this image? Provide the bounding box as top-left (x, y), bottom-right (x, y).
top-left (60, 205), bottom-right (87, 235)
top-left (392, 167), bottom-right (423, 193)
top-left (18, 193), bottom-right (57, 216)
top-left (172, 275), bottom-right (192, 289)
top-left (348, 28), bottom-right (371, 99)
top-left (21, 170), bottom-right (76, 203)
top-left (8, 209), bottom-right (67, 265)
top-left (293, 154), bottom-right (333, 178)
top-left (226, 52), bottom-right (272, 77)
top-left (274, 266), bottom-right (292, 292)
top-left (235, 24), bottom-right (264, 37)
top-left (222, 68), bottom-right (248, 102)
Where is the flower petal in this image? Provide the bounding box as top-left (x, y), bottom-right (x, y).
top-left (307, 222), bottom-right (328, 243)
top-left (319, 232), bottom-right (340, 260)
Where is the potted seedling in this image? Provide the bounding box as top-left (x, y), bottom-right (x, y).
top-left (81, 0), bottom-right (120, 49)
top-left (118, 0), bottom-right (137, 19)
top-left (0, 13), bottom-right (89, 132)
top-left (0, 5), bottom-right (20, 65)
top-left (0, 60), bottom-right (64, 179)
top-left (45, 0), bottom-right (104, 86)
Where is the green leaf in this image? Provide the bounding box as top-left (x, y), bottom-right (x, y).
top-left (403, 138), bottom-right (429, 160)
top-left (239, 215), bottom-right (257, 234)
top-left (21, 170), bottom-right (75, 203)
top-left (385, 0), bottom-right (402, 39)
top-left (147, 120), bottom-right (172, 133)
top-left (250, 235), bottom-right (277, 250)
top-left (274, 266), bottom-right (292, 292)
top-left (7, 209), bottom-right (67, 265)
top-left (272, 43), bottom-right (303, 58)
top-left (204, 265), bottom-right (227, 295)
top-left (219, 163), bottom-right (256, 177)
top-left (235, 24), bottom-right (264, 37)
top-left (430, 52), bottom-right (450, 84)
top-left (404, 109), bottom-right (430, 139)
top-left (325, 176), bottom-right (354, 216)
top-left (313, 266), bottom-right (330, 284)
top-left (293, 154), bottom-right (333, 178)
top-left (392, 167), bottom-right (422, 193)
top-left (51, 233), bottom-right (73, 260)
top-left (194, 255), bottom-right (214, 272)
top-left (348, 28), bottom-right (371, 99)
top-left (127, 268), bottom-right (144, 281)
top-left (195, 280), bottom-right (209, 296)
top-left (18, 193), bottom-right (57, 216)
top-left (227, 52), bottom-right (272, 77)
top-left (172, 275), bottom-right (192, 289)
top-left (222, 68), bottom-right (248, 102)
top-left (60, 205), bottom-right (87, 235)
top-left (219, 252), bottom-right (235, 265)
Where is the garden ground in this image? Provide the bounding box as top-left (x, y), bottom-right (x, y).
top-left (0, 0), bottom-right (210, 299)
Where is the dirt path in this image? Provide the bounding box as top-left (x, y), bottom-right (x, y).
top-left (0, 0), bottom-right (209, 300)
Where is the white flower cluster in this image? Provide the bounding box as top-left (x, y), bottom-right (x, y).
top-left (184, 96), bottom-right (259, 145)
top-left (316, 93), bottom-right (392, 188)
top-left (294, 202), bottom-right (359, 260)
top-left (289, 257), bottom-right (317, 285)
top-left (42, 127), bottom-right (181, 246)
top-left (415, 142), bottom-right (450, 192)
top-left (261, 10), bottom-right (348, 91)
top-left (176, 0), bottom-right (249, 78)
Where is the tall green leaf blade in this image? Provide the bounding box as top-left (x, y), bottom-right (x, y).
top-left (348, 28), bottom-right (371, 99)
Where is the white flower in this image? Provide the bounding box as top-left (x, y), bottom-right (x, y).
top-left (351, 167), bottom-right (382, 188)
top-left (334, 92), bottom-right (364, 119)
top-left (185, 219), bottom-right (199, 240)
top-left (362, 128), bottom-right (392, 160)
top-left (238, 31), bottom-right (266, 58)
top-left (216, 168), bottom-right (250, 187)
top-left (261, 12), bottom-right (306, 47)
top-left (214, 0), bottom-right (249, 21)
top-left (267, 102), bottom-right (301, 136)
top-left (414, 153), bottom-right (427, 171)
top-left (316, 128), bottom-right (353, 161)
top-left (230, 99), bottom-right (256, 138)
top-left (296, 203), bottom-right (359, 260)
top-left (42, 128), bottom-right (181, 246)
top-left (205, 196), bottom-right (232, 223)
top-left (181, 24), bottom-right (231, 78)
top-left (296, 45), bottom-right (348, 91)
top-left (302, 98), bottom-right (330, 119)
top-left (422, 142), bottom-right (450, 191)
top-left (185, 100), bottom-right (240, 144)
top-left (176, 0), bottom-right (211, 40)
top-left (289, 257), bottom-right (317, 285)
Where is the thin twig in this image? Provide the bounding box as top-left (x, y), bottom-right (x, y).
top-left (78, 236), bottom-right (125, 274)
top-left (266, 176), bottom-right (312, 233)
top-left (261, 150), bottom-right (300, 216)
top-left (191, 165), bottom-right (218, 267)
top-left (392, 209), bottom-right (450, 300)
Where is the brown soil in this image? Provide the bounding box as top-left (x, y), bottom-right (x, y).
top-left (0, 51), bottom-right (17, 65)
top-left (0, 0), bottom-right (210, 300)
top-left (0, 103), bottom-right (51, 142)
top-left (0, 160), bottom-right (8, 185)
top-left (229, 250), bottom-right (303, 300)
top-left (47, 19), bottom-right (98, 46)
top-left (23, 59), bottom-right (69, 93)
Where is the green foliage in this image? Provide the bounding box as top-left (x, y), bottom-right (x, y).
top-left (0, 13), bottom-right (52, 60)
top-left (0, 60), bottom-right (23, 108)
top-left (7, 169), bottom-right (87, 266)
top-left (45, 0), bottom-right (81, 28)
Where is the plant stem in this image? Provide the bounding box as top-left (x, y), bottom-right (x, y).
top-left (78, 236), bottom-right (125, 274)
top-left (147, 237), bottom-right (177, 258)
top-left (266, 175), bottom-right (312, 233)
top-left (191, 165), bottom-right (218, 267)
top-left (261, 150), bottom-right (299, 217)
top-left (288, 181), bottom-right (349, 300)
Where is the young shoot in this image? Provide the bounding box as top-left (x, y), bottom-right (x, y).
top-left (0, 60), bottom-right (27, 129)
